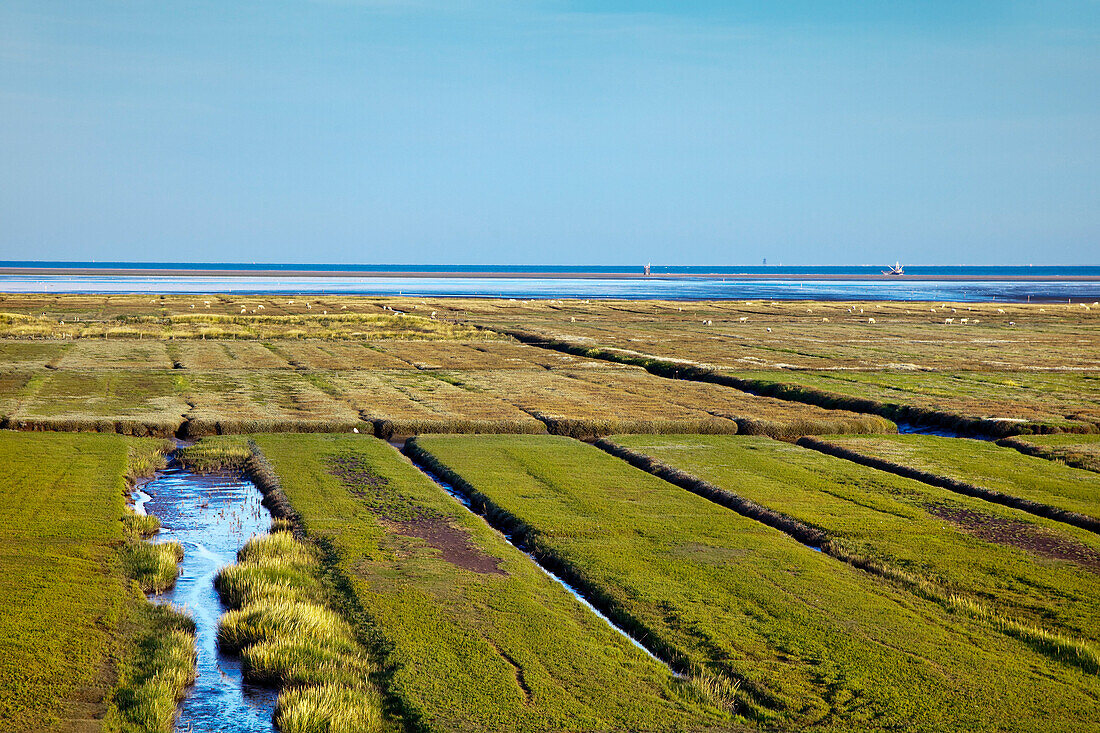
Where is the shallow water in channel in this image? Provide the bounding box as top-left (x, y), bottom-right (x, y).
top-left (137, 464), bottom-right (277, 732)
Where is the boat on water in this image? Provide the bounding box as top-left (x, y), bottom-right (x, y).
top-left (882, 262), bottom-right (905, 275)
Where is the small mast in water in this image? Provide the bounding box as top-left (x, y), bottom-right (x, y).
top-left (882, 261), bottom-right (905, 276)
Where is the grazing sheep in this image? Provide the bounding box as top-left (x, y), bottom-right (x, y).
top-left (570, 317), bottom-right (576, 323)
top-left (868, 318), bottom-right (875, 324)
top-left (431, 311), bottom-right (437, 318)
top-left (960, 318), bottom-right (969, 323)
top-left (352, 427), bottom-right (359, 434)
top-left (257, 305), bottom-right (264, 310)
top-left (997, 308), bottom-right (1005, 313)
top-left (766, 327), bottom-right (772, 333)
top-left (822, 317), bottom-right (829, 323)
top-left (1009, 321), bottom-right (1016, 326)
top-left (945, 318), bottom-right (954, 324)
top-left (739, 316), bottom-right (748, 323)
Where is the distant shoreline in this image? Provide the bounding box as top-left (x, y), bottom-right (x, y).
top-left (3, 266), bottom-right (1099, 282)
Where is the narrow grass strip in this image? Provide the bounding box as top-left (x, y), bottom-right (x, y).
top-left (798, 436), bottom-right (1100, 534)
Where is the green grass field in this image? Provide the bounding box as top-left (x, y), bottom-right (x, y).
top-left (814, 434), bottom-right (1100, 525)
top-left (0, 431), bottom-right (180, 732)
top-left (603, 434), bottom-right (1100, 650)
top-left (411, 434), bottom-right (1100, 732)
top-left (247, 433), bottom-right (730, 733)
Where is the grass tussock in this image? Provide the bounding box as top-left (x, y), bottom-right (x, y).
top-left (122, 510), bottom-right (161, 540)
top-left (270, 517), bottom-right (295, 533)
top-left (274, 683), bottom-right (383, 733)
top-left (680, 664), bottom-right (742, 715)
top-left (215, 531), bottom-right (382, 731)
top-left (122, 541), bottom-right (184, 594)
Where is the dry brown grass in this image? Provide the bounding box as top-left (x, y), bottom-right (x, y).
top-left (329, 370), bottom-right (544, 437)
top-left (454, 368), bottom-right (740, 437)
top-left (56, 340), bottom-right (174, 369)
top-left (265, 342), bottom-right (411, 370)
top-left (182, 372), bottom-right (364, 436)
top-left (169, 341), bottom-right (292, 369)
top-left (568, 369), bottom-right (893, 437)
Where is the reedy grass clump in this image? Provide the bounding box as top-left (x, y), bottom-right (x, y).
top-left (216, 531), bottom-right (382, 731)
top-left (217, 599), bottom-right (355, 653)
top-left (122, 541), bottom-right (184, 594)
top-left (274, 683), bottom-right (383, 733)
top-left (122, 510), bottom-right (161, 539)
top-left (680, 664), bottom-right (741, 715)
top-left (215, 560), bottom-right (323, 608)
top-left (177, 437), bottom-right (254, 472)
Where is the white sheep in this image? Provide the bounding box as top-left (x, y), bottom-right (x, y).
top-left (945, 318), bottom-right (954, 324)
top-left (766, 327), bottom-right (772, 333)
top-left (868, 318), bottom-right (875, 324)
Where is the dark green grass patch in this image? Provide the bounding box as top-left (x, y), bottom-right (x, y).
top-left (247, 433), bottom-right (729, 733)
top-left (412, 434), bottom-right (1100, 732)
top-left (605, 434), bottom-right (1100, 652)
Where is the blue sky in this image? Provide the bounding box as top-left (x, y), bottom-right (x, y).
top-left (1, 1), bottom-right (1097, 265)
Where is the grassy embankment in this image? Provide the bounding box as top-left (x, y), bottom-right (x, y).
top-left (999, 433), bottom-right (1100, 474)
top-left (801, 434), bottom-right (1100, 531)
top-left (600, 434), bottom-right (1100, 660)
top-left (410, 434), bottom-right (1100, 732)
top-left (0, 431), bottom-right (194, 733)
top-left (235, 433), bottom-right (732, 733)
